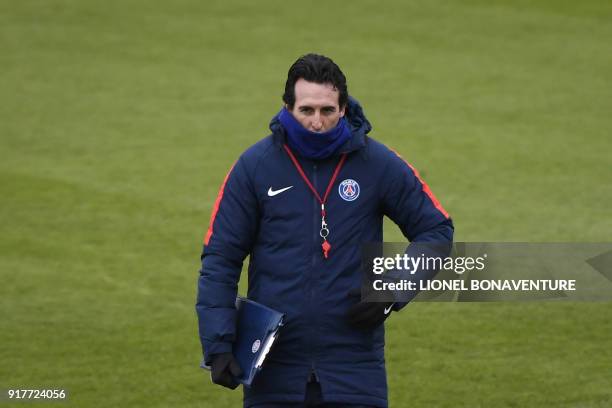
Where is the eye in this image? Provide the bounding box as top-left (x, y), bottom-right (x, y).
top-left (322, 107), bottom-right (336, 115)
top-left (299, 107), bottom-right (314, 114)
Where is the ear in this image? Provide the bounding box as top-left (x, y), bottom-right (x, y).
top-left (339, 105), bottom-right (346, 117)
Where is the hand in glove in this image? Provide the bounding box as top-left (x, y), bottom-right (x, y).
top-left (210, 352), bottom-right (243, 389)
top-left (346, 287), bottom-right (395, 331)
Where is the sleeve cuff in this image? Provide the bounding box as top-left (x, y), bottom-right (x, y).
top-left (204, 341), bottom-right (233, 365)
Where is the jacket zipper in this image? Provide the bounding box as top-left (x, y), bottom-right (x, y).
top-left (310, 163), bottom-right (319, 380)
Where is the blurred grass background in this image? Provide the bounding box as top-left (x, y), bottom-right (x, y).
top-left (1, 0), bottom-right (611, 407)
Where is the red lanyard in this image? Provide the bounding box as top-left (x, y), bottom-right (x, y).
top-left (283, 144), bottom-right (347, 259)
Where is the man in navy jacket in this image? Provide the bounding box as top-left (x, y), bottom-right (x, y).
top-left (197, 54), bottom-right (454, 407)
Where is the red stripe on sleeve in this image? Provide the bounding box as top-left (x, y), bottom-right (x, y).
top-left (204, 163), bottom-right (235, 245)
top-left (391, 149), bottom-right (450, 219)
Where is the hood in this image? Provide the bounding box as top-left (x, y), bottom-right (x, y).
top-left (269, 96), bottom-right (372, 154)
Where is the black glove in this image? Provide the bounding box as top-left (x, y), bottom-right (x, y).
top-left (210, 352), bottom-right (243, 389)
top-left (346, 287), bottom-right (394, 331)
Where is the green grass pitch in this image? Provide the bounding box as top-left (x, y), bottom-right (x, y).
top-left (1, 1), bottom-right (611, 406)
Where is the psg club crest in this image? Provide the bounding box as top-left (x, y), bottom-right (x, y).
top-left (338, 179), bottom-right (360, 202)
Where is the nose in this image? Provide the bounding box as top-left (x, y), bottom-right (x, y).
top-left (311, 112), bottom-right (323, 131)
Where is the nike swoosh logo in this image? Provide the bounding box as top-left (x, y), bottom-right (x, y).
top-left (384, 303), bottom-right (395, 315)
top-left (267, 186), bottom-right (293, 197)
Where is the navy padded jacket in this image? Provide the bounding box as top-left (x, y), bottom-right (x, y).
top-left (196, 98), bottom-right (454, 407)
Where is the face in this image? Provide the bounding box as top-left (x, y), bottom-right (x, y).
top-left (288, 78), bottom-right (345, 133)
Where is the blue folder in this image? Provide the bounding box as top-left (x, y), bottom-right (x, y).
top-left (201, 297), bottom-right (285, 387)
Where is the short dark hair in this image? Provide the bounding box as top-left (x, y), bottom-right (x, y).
top-left (283, 53), bottom-right (348, 109)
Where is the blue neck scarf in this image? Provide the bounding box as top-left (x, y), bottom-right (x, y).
top-left (278, 107), bottom-right (352, 160)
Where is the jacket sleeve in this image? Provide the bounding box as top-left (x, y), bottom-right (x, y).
top-left (380, 149), bottom-right (454, 310)
top-left (196, 156), bottom-right (260, 364)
